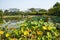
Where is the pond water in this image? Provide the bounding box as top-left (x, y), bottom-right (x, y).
top-left (0, 17), bottom-right (26, 28)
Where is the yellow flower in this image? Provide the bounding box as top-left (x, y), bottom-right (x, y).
top-left (24, 31), bottom-right (29, 36)
top-left (48, 26), bottom-right (52, 30)
top-left (6, 33), bottom-right (10, 37)
top-left (0, 30), bottom-right (4, 35)
top-left (42, 26), bottom-right (47, 30)
top-left (37, 31), bottom-right (43, 35)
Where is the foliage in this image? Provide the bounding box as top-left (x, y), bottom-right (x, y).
top-left (0, 10), bottom-right (3, 18)
top-left (4, 10), bottom-right (9, 16)
top-left (0, 17), bottom-right (60, 40)
top-left (0, 2), bottom-right (60, 16)
top-left (53, 2), bottom-right (60, 7)
top-left (48, 2), bottom-right (60, 16)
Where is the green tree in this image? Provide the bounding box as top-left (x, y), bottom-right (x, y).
top-left (38, 9), bottom-right (47, 15)
top-left (48, 2), bottom-right (60, 16)
top-left (0, 10), bottom-right (3, 19)
top-left (48, 8), bottom-right (55, 15)
top-left (4, 10), bottom-right (9, 16)
top-left (28, 8), bottom-right (36, 15)
top-left (29, 8), bottom-right (36, 12)
top-left (53, 2), bottom-right (60, 7)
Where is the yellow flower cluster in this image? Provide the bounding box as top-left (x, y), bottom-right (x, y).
top-left (24, 31), bottom-right (29, 36)
top-left (6, 33), bottom-right (10, 37)
top-left (0, 30), bottom-right (4, 35)
top-left (42, 26), bottom-right (47, 30)
top-left (42, 26), bottom-right (52, 30)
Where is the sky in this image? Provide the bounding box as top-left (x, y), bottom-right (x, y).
top-left (0, 0), bottom-right (60, 11)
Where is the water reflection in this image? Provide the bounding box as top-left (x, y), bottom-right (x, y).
top-left (0, 17), bottom-right (25, 28)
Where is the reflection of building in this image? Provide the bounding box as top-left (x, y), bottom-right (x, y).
top-left (9, 8), bottom-right (20, 12)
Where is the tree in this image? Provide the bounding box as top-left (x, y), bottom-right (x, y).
top-left (48, 2), bottom-right (60, 16)
top-left (4, 10), bottom-right (9, 16)
top-left (29, 8), bottom-right (36, 12)
top-left (53, 2), bottom-right (60, 7)
top-left (38, 9), bottom-right (47, 15)
top-left (0, 10), bottom-right (3, 19)
top-left (48, 8), bottom-right (55, 15)
top-left (28, 8), bottom-right (37, 15)
top-left (8, 8), bottom-right (20, 15)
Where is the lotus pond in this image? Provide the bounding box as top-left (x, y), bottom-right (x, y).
top-left (0, 15), bottom-right (60, 40)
